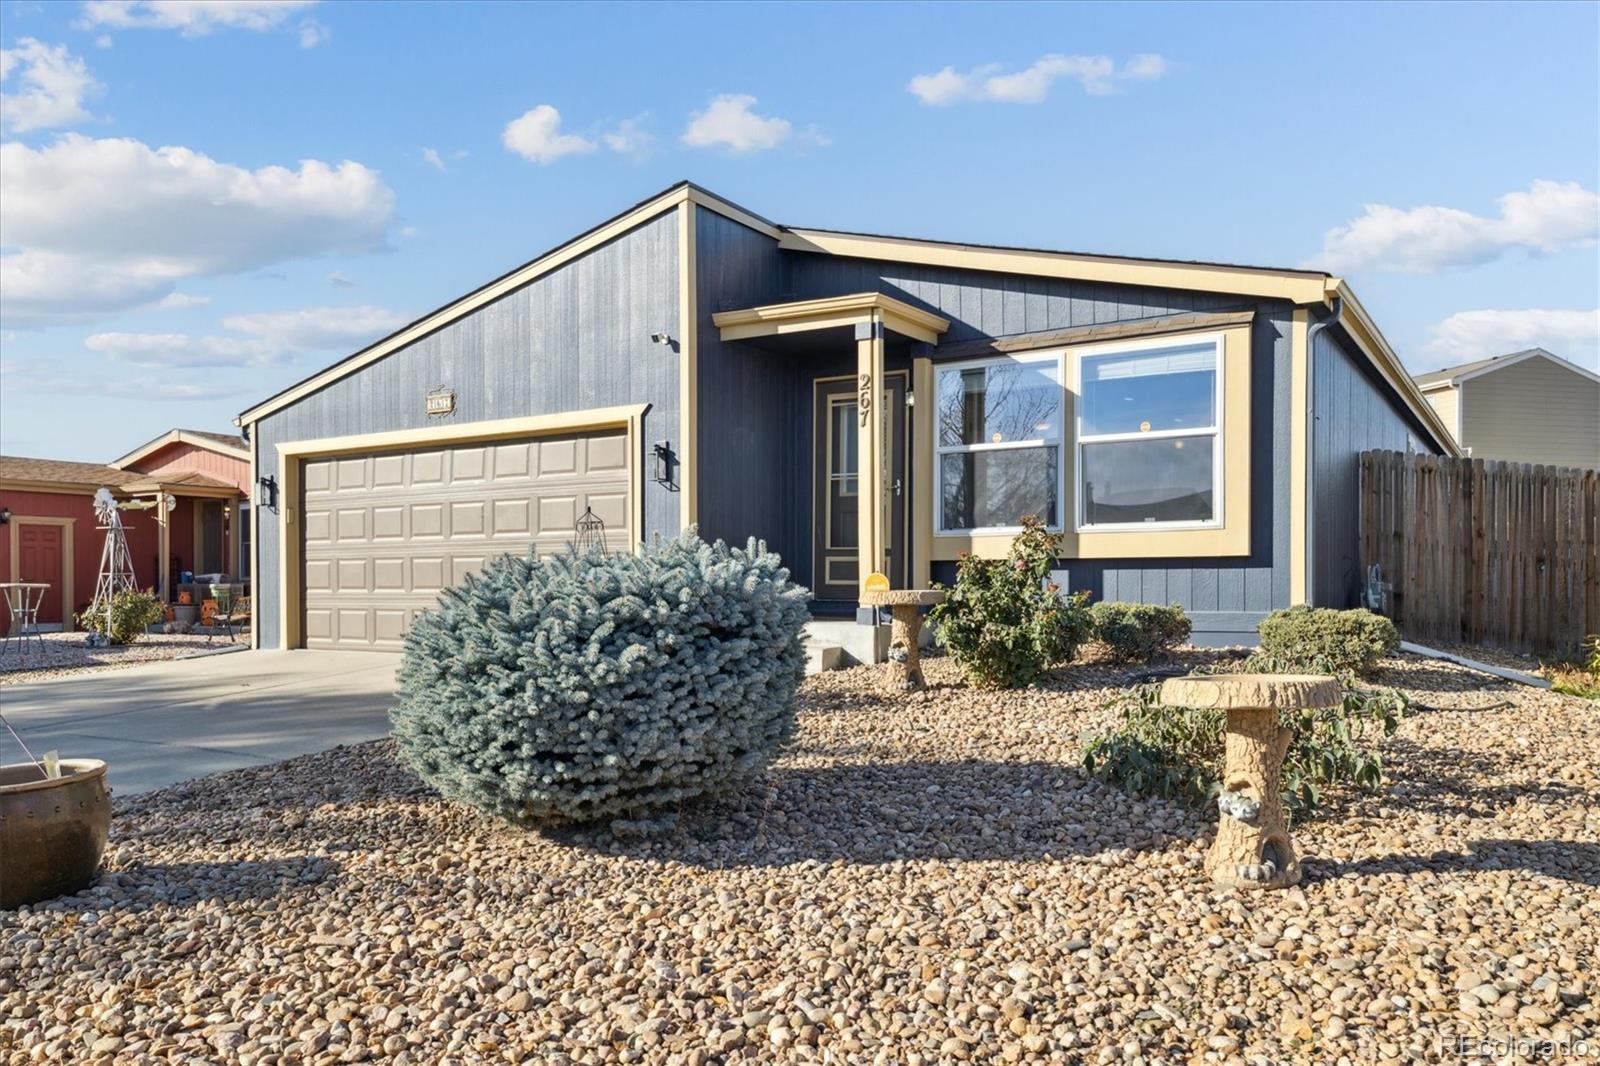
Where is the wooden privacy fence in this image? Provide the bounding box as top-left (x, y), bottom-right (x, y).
top-left (1359, 450), bottom-right (1600, 655)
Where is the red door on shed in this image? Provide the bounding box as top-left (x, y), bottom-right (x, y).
top-left (18, 524), bottom-right (65, 625)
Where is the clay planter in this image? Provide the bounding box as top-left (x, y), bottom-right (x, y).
top-left (0, 759), bottom-right (111, 909)
top-left (1159, 674), bottom-right (1340, 891)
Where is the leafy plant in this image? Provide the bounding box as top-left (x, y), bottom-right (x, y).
top-left (929, 517), bottom-right (1093, 688)
top-left (77, 588), bottom-right (165, 645)
top-left (390, 530), bottom-right (810, 828)
top-left (1083, 670), bottom-right (1407, 824)
top-left (1257, 604), bottom-right (1399, 676)
top-left (1548, 634), bottom-right (1600, 701)
top-left (1089, 601), bottom-right (1192, 663)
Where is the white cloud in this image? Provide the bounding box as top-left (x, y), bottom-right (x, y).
top-left (502, 105), bottom-right (596, 164)
top-left (77, 0), bottom-right (318, 37)
top-left (1312, 180), bottom-right (1600, 274)
top-left (0, 134), bottom-right (395, 325)
top-left (296, 19), bottom-right (328, 48)
top-left (152, 291), bottom-right (212, 310)
top-left (0, 38), bottom-right (99, 132)
top-left (1, 360), bottom-right (241, 400)
top-left (908, 53), bottom-right (1169, 105)
top-left (220, 304), bottom-right (407, 351)
top-left (681, 94), bottom-right (794, 154)
top-left (421, 147), bottom-right (445, 170)
top-left (327, 271), bottom-right (355, 288)
top-left (1421, 308), bottom-right (1600, 369)
top-left (82, 304), bottom-right (409, 368)
top-left (601, 115), bottom-right (652, 158)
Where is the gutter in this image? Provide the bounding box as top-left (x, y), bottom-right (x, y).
top-left (1303, 294), bottom-right (1343, 607)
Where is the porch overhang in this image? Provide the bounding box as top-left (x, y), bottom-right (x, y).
top-left (712, 292), bottom-right (950, 346)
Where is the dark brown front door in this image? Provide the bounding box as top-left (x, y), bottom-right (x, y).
top-left (813, 372), bottom-right (907, 601)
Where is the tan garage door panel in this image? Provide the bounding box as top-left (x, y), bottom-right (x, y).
top-left (302, 431), bottom-right (630, 650)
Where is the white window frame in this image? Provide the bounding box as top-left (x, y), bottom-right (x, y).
top-left (933, 350), bottom-right (1067, 535)
top-left (1073, 332), bottom-right (1225, 533)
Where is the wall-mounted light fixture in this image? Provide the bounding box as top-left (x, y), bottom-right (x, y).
top-left (256, 475), bottom-right (277, 509)
top-left (652, 441), bottom-right (673, 486)
top-left (650, 331), bottom-right (673, 347)
top-left (0, 506), bottom-right (10, 525)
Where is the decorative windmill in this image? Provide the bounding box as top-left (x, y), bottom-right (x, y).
top-left (87, 488), bottom-right (168, 644)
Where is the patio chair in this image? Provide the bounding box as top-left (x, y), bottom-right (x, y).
top-left (207, 584), bottom-right (247, 645)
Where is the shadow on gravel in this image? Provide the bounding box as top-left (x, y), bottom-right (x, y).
top-left (1310, 840), bottom-right (1599, 887)
top-left (80, 857), bottom-right (343, 911)
top-left (560, 759), bottom-right (1207, 869)
top-left (1380, 738), bottom-right (1590, 819)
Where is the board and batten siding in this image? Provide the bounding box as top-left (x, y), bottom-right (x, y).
top-left (1310, 328), bottom-right (1442, 609)
top-left (251, 211), bottom-right (681, 650)
top-left (1458, 358), bottom-right (1600, 468)
top-left (692, 218), bottom-right (1295, 641)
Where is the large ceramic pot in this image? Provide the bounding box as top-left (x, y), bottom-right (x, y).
top-left (0, 759), bottom-right (110, 909)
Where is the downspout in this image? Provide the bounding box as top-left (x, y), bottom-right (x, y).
top-left (1303, 293), bottom-right (1342, 608)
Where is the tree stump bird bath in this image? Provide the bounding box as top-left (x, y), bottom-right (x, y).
top-left (858, 589), bottom-right (945, 692)
top-left (1159, 673), bottom-right (1341, 890)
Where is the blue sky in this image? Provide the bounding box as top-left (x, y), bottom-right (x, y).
top-left (2, 0), bottom-right (1596, 461)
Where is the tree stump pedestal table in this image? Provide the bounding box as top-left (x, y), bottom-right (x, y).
top-left (858, 589), bottom-right (946, 693)
top-left (1158, 673), bottom-right (1341, 891)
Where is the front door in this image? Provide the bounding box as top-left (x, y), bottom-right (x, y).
top-left (17, 523), bottom-right (65, 627)
top-left (813, 371), bottom-right (907, 601)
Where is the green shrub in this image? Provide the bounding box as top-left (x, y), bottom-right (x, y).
top-left (1082, 675), bottom-right (1406, 824)
top-left (1549, 634), bottom-right (1600, 701)
top-left (1256, 605), bottom-right (1399, 676)
top-left (390, 530), bottom-right (810, 828)
top-left (77, 588), bottom-right (165, 645)
top-left (929, 517), bottom-right (1093, 689)
top-left (1090, 601), bottom-right (1192, 663)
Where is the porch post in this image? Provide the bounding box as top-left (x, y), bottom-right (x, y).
top-left (856, 312), bottom-right (887, 595)
top-left (157, 494), bottom-right (170, 604)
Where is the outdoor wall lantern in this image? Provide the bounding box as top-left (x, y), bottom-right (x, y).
top-left (652, 441), bottom-right (673, 486)
top-left (256, 475), bottom-right (277, 510)
top-left (0, 506), bottom-right (10, 525)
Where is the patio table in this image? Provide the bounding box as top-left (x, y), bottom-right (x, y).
top-left (0, 582), bottom-right (50, 655)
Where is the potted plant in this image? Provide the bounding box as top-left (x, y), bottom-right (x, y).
top-left (174, 588), bottom-right (198, 626)
top-left (1, 749), bottom-right (111, 909)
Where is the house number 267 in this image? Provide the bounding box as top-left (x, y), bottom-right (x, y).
top-left (858, 372), bottom-right (873, 426)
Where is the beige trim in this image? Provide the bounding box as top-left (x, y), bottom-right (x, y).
top-left (779, 229), bottom-right (1334, 305)
top-left (911, 356), bottom-right (933, 589)
top-left (928, 321), bottom-right (1254, 561)
top-left (1289, 308), bottom-right (1309, 604)
top-left (0, 479), bottom-right (115, 496)
top-left (111, 429), bottom-right (248, 469)
top-left (8, 516), bottom-right (75, 632)
top-left (935, 310), bottom-right (1256, 360)
top-left (274, 405), bottom-right (646, 650)
top-left (713, 292), bottom-right (951, 346)
top-left (1330, 284), bottom-right (1461, 457)
top-left (237, 184), bottom-right (772, 428)
top-left (678, 199), bottom-right (698, 528)
top-left (856, 314), bottom-right (888, 587)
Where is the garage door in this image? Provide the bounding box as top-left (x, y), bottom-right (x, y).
top-left (301, 430), bottom-right (631, 650)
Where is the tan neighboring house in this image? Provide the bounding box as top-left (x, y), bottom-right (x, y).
top-left (1415, 348), bottom-right (1600, 469)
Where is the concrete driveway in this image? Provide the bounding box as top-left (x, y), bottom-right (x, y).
top-left (0, 650), bottom-right (397, 795)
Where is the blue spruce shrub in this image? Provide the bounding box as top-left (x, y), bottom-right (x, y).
top-left (391, 530), bottom-right (811, 827)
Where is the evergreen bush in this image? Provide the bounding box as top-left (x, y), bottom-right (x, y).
top-left (1256, 605), bottom-right (1399, 676)
top-left (390, 530), bottom-right (811, 828)
top-left (1089, 601), bottom-right (1192, 663)
top-left (77, 588), bottom-right (164, 645)
top-left (929, 517), bottom-right (1093, 689)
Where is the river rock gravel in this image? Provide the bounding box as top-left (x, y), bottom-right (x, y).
top-left (2, 651), bottom-right (1595, 1065)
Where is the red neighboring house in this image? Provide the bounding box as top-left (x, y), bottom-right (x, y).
top-left (0, 430), bottom-right (250, 632)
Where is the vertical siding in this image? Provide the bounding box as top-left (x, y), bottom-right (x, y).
top-left (252, 211), bottom-right (680, 649)
top-left (1310, 329), bottom-right (1441, 608)
top-left (1458, 359), bottom-right (1600, 467)
top-left (788, 253), bottom-right (1294, 636)
top-left (126, 442), bottom-right (252, 494)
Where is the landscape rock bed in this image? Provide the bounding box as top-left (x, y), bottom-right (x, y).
top-left (2, 652), bottom-right (1595, 1065)
top-left (0, 632), bottom-right (238, 687)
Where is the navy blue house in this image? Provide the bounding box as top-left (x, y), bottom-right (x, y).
top-left (236, 183), bottom-right (1454, 653)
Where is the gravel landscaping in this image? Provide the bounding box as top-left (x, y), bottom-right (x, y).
top-left (0, 632), bottom-right (242, 687)
top-left (2, 650), bottom-right (1595, 1065)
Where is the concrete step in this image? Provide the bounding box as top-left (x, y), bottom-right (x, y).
top-left (804, 643), bottom-right (845, 675)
